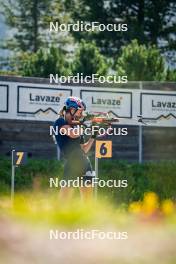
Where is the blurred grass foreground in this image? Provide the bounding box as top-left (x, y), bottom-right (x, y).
top-left (0, 191), bottom-right (176, 264)
top-left (0, 157), bottom-right (176, 263)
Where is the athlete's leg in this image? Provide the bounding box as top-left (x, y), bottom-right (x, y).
top-left (79, 185), bottom-right (93, 201)
top-left (79, 157), bottom-right (94, 200)
top-left (59, 187), bottom-right (74, 201)
top-left (59, 159), bottom-right (75, 201)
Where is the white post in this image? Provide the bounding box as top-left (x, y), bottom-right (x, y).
top-left (139, 82), bottom-right (143, 164)
top-left (11, 150), bottom-right (15, 205)
top-left (139, 125), bottom-right (142, 163)
top-left (94, 155), bottom-right (99, 199)
top-left (57, 146), bottom-right (60, 160)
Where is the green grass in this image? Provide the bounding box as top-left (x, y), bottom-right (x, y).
top-left (0, 156), bottom-right (176, 203)
top-left (98, 159), bottom-right (176, 202)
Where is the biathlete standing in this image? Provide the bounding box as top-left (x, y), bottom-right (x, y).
top-left (53, 96), bottom-right (96, 200)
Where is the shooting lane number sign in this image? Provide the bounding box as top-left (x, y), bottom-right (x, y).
top-left (13, 151), bottom-right (27, 166)
top-left (94, 141), bottom-right (112, 199)
top-left (96, 141), bottom-right (112, 158)
top-left (11, 150), bottom-right (27, 204)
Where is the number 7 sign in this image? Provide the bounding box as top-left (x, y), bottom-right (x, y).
top-left (12, 151), bottom-right (27, 166)
top-left (11, 150), bottom-right (28, 204)
top-left (95, 141), bottom-right (112, 158)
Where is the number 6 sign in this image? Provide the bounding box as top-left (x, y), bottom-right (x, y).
top-left (95, 141), bottom-right (112, 158)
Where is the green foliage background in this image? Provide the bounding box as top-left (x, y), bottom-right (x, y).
top-left (0, 0), bottom-right (176, 80)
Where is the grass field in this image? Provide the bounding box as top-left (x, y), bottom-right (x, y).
top-left (1, 157), bottom-right (176, 202)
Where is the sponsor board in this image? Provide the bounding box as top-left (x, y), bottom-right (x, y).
top-left (80, 90), bottom-right (132, 118)
top-left (0, 80), bottom-right (176, 127)
top-left (17, 86), bottom-right (72, 120)
top-left (0, 85), bottom-right (9, 112)
top-left (140, 93), bottom-right (176, 126)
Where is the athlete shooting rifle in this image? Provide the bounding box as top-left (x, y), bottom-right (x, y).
top-left (53, 96), bottom-right (147, 200)
top-left (53, 96), bottom-right (97, 200)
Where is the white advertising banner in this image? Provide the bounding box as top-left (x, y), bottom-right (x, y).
top-left (80, 89), bottom-right (132, 118)
top-left (0, 79), bottom-right (176, 127)
top-left (141, 92), bottom-right (176, 126)
top-left (17, 86), bottom-right (72, 120)
top-left (0, 85), bottom-right (8, 112)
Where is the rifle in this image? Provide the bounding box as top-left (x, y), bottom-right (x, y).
top-left (72, 111), bottom-right (147, 127)
top-left (52, 111), bottom-right (147, 144)
top-left (81, 112), bottom-right (119, 126)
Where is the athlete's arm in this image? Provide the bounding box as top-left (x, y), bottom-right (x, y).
top-left (81, 138), bottom-right (94, 154)
top-left (60, 125), bottom-right (83, 139)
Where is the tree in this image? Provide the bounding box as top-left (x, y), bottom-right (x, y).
top-left (1, 0), bottom-right (52, 52)
top-left (18, 47), bottom-right (69, 78)
top-left (65, 0), bottom-right (176, 58)
top-left (72, 40), bottom-right (109, 76)
top-left (166, 69), bottom-right (176, 81)
top-left (115, 40), bottom-right (166, 81)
